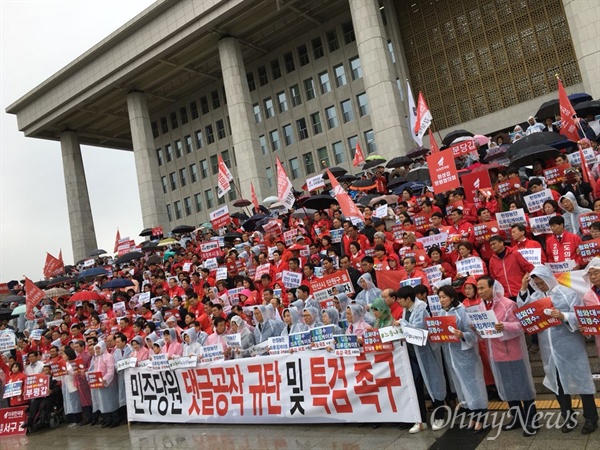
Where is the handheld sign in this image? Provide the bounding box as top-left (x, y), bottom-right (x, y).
top-left (514, 297), bottom-right (562, 334)
top-left (333, 335), bottom-right (360, 356)
top-left (467, 310), bottom-right (503, 338)
top-left (425, 316), bottom-right (460, 343)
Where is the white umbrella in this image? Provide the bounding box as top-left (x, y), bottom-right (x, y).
top-left (263, 196), bottom-right (279, 206)
top-left (11, 305), bottom-right (27, 316)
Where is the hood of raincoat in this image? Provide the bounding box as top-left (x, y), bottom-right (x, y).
top-left (303, 306), bottom-right (319, 326)
top-left (529, 265), bottom-right (559, 294)
top-left (323, 307), bottom-right (339, 325)
top-left (182, 328), bottom-right (197, 343)
top-left (347, 304), bottom-right (364, 324)
top-left (230, 315), bottom-right (252, 336)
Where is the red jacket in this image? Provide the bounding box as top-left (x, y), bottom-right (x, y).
top-left (512, 238), bottom-right (547, 264)
top-left (488, 246), bottom-right (534, 298)
top-left (545, 232), bottom-right (582, 265)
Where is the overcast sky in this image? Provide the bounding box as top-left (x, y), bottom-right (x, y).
top-left (1, 0), bottom-right (156, 283)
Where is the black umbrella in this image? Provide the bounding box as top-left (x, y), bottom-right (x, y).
top-left (363, 159), bottom-right (387, 170)
top-left (224, 232), bottom-right (243, 241)
top-left (145, 255), bottom-right (162, 266)
top-left (100, 279), bottom-right (135, 290)
top-left (302, 195), bottom-right (338, 210)
top-left (172, 225), bottom-right (195, 234)
top-left (76, 268), bottom-right (108, 280)
top-left (242, 214), bottom-right (267, 232)
top-left (322, 167), bottom-right (347, 178)
top-left (575, 100), bottom-right (600, 118)
top-left (386, 176), bottom-right (408, 191)
top-left (47, 276), bottom-right (75, 287)
top-left (114, 251), bottom-right (144, 265)
top-left (337, 174), bottom-right (359, 183)
top-left (231, 212), bottom-right (249, 220)
top-left (34, 280), bottom-right (50, 289)
top-left (510, 144), bottom-right (561, 167)
top-left (535, 93), bottom-right (592, 120)
top-left (89, 249), bottom-right (106, 256)
top-left (141, 240), bottom-right (159, 249)
top-left (1, 295), bottom-right (26, 305)
top-left (406, 147), bottom-right (430, 159)
top-left (442, 129), bottom-right (474, 146)
top-left (139, 228), bottom-right (153, 237)
top-left (350, 179), bottom-right (376, 191)
top-left (506, 131), bottom-right (564, 159)
top-left (232, 199), bottom-right (252, 208)
top-left (405, 167), bottom-right (431, 182)
top-left (357, 194), bottom-right (379, 206)
top-left (386, 156), bottom-right (413, 168)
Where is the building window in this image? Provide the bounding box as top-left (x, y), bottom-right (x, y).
top-left (161, 176), bottom-right (168, 194)
top-left (303, 152), bottom-right (315, 175)
top-left (180, 107), bottom-right (189, 124)
top-left (247, 72), bottom-right (256, 91)
top-left (190, 101), bottom-right (199, 120)
top-left (169, 172), bottom-right (177, 191)
top-left (304, 78), bottom-right (315, 100)
top-left (282, 124), bottom-right (294, 146)
top-left (364, 130), bottom-right (377, 154)
top-left (175, 140), bottom-right (183, 158)
top-left (217, 187), bottom-right (226, 205)
top-left (190, 164), bottom-right (199, 183)
top-left (312, 37), bottom-right (324, 59)
top-left (174, 200), bottom-right (182, 219)
top-left (160, 117), bottom-right (168, 134)
top-left (264, 98), bottom-right (274, 119)
top-left (166, 204), bottom-right (173, 222)
top-left (326, 29), bottom-right (339, 52)
top-left (342, 21), bottom-right (355, 44)
top-left (210, 155), bottom-right (219, 175)
top-left (317, 147), bottom-right (330, 169)
top-left (211, 90), bottom-right (220, 109)
top-left (194, 193), bottom-right (203, 212)
top-left (165, 144), bottom-right (173, 162)
top-left (195, 130), bottom-right (204, 149)
top-left (340, 99), bottom-right (354, 123)
top-left (289, 157), bottom-right (301, 180)
top-left (325, 106), bottom-right (339, 129)
top-left (228, 189), bottom-right (237, 201)
top-left (284, 52), bottom-right (295, 73)
top-left (266, 167), bottom-right (274, 187)
top-left (270, 130), bottom-right (281, 151)
top-left (348, 136), bottom-right (358, 160)
top-left (318, 71), bottom-right (331, 94)
top-left (388, 41), bottom-right (396, 64)
top-left (259, 135), bottom-right (267, 155)
top-left (357, 92), bottom-right (369, 117)
top-left (298, 44), bottom-right (309, 66)
top-left (151, 121), bottom-right (159, 138)
top-left (333, 141), bottom-right (346, 164)
top-left (184, 197), bottom-right (192, 216)
top-left (179, 168), bottom-right (188, 187)
top-left (156, 148), bottom-right (164, 165)
top-left (170, 111), bottom-right (178, 129)
top-left (310, 112), bottom-right (323, 135)
top-left (200, 96), bottom-right (209, 114)
top-left (216, 119), bottom-right (226, 139)
top-left (222, 149), bottom-right (232, 168)
top-left (258, 66), bottom-right (268, 86)
top-left (206, 125), bottom-right (215, 144)
top-left (296, 118), bottom-right (309, 140)
top-left (184, 135), bottom-right (193, 153)
top-left (277, 91), bottom-right (288, 113)
top-left (271, 59), bottom-right (282, 80)
top-left (290, 84), bottom-right (302, 107)
top-left (334, 64), bottom-right (347, 87)
top-left (253, 103), bottom-right (262, 123)
top-left (350, 57), bottom-right (363, 80)
top-left (205, 189), bottom-right (214, 209)
top-left (200, 159), bottom-right (208, 178)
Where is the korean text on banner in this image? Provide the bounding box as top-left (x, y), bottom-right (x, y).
top-left (309, 270), bottom-right (354, 302)
top-left (574, 306), bottom-right (600, 335)
top-left (276, 157), bottom-right (296, 210)
top-left (427, 149), bottom-right (460, 195)
top-left (523, 189), bottom-right (553, 213)
top-left (461, 171), bottom-right (492, 203)
top-left (209, 206), bottom-right (231, 229)
top-left (514, 297), bottom-right (562, 334)
top-left (495, 208), bottom-right (527, 230)
top-left (306, 174), bottom-right (326, 192)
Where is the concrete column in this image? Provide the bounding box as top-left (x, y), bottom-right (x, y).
top-left (126, 91), bottom-right (169, 229)
top-left (562, 0), bottom-right (600, 99)
top-left (60, 131), bottom-right (98, 261)
top-left (218, 36), bottom-right (269, 201)
top-left (349, 0), bottom-right (411, 158)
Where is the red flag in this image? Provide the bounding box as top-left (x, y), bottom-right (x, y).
top-left (327, 170), bottom-right (363, 220)
top-left (276, 157), bottom-right (295, 210)
top-left (25, 277), bottom-right (46, 320)
top-left (429, 129), bottom-right (440, 154)
top-left (217, 155), bottom-right (232, 198)
top-left (114, 229), bottom-right (120, 253)
top-left (43, 253), bottom-right (64, 278)
top-left (413, 92), bottom-right (433, 141)
top-left (58, 249), bottom-right (63, 265)
top-left (558, 78), bottom-right (580, 142)
top-left (250, 182), bottom-right (260, 212)
top-left (580, 147), bottom-right (597, 195)
top-left (353, 141), bottom-right (365, 167)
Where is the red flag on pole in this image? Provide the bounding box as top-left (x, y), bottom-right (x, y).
top-left (43, 253), bottom-right (64, 278)
top-left (58, 249), bottom-right (63, 265)
top-left (327, 170), bottom-right (363, 220)
top-left (217, 155), bottom-right (232, 198)
top-left (25, 277), bottom-right (46, 320)
top-left (276, 157), bottom-right (295, 210)
top-left (353, 141), bottom-right (365, 167)
top-left (429, 129), bottom-right (440, 154)
top-left (114, 229), bottom-right (120, 253)
top-left (557, 78), bottom-right (580, 142)
top-left (580, 147), bottom-right (597, 195)
top-left (413, 92), bottom-right (433, 142)
top-left (250, 182), bottom-right (260, 212)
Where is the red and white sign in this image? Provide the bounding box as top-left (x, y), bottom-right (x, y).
top-left (574, 305), bottom-right (600, 335)
top-left (50, 360), bottom-right (68, 377)
top-left (425, 316), bottom-right (460, 343)
top-left (200, 241), bottom-right (222, 260)
top-left (309, 270), bottom-right (354, 302)
top-left (578, 239), bottom-right (600, 265)
top-left (495, 181), bottom-right (522, 198)
top-left (209, 205), bottom-right (231, 229)
top-left (362, 329), bottom-right (394, 353)
top-left (473, 221), bottom-right (500, 244)
top-left (276, 157), bottom-right (295, 210)
top-left (558, 78), bottom-right (580, 142)
top-left (217, 155), bottom-right (233, 198)
top-left (0, 406), bottom-right (27, 436)
top-left (461, 171), bottom-right (492, 203)
top-left (543, 164), bottom-right (570, 185)
top-left (0, 283), bottom-right (9, 295)
top-left (353, 141), bottom-right (366, 167)
top-left (514, 297), bottom-right (562, 334)
top-left (413, 91), bottom-right (432, 141)
top-left (427, 149), bottom-right (460, 195)
top-left (23, 374), bottom-right (49, 400)
top-left (327, 170), bottom-right (363, 220)
top-left (306, 174), bottom-right (326, 192)
top-left (25, 277), bottom-right (45, 321)
top-left (450, 139), bottom-right (477, 157)
top-left (152, 226), bottom-right (163, 237)
top-left (87, 371), bottom-right (105, 389)
top-left (43, 252), bottom-right (64, 278)
top-left (253, 264), bottom-right (272, 282)
top-left (579, 212), bottom-right (600, 235)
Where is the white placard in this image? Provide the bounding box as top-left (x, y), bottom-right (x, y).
top-left (518, 248), bottom-right (542, 265)
top-left (402, 325), bottom-right (429, 346)
top-left (306, 174), bottom-right (326, 191)
top-left (224, 333), bottom-right (242, 348)
top-left (200, 344), bottom-right (225, 363)
top-left (138, 292), bottom-right (151, 304)
top-left (545, 260), bottom-right (577, 273)
top-left (523, 189), bottom-right (553, 213)
top-left (400, 278), bottom-right (422, 287)
top-left (204, 258), bottom-right (218, 270)
top-left (567, 148), bottom-right (596, 167)
top-left (0, 333), bottom-right (15, 352)
top-left (168, 356), bottom-right (198, 370)
top-left (495, 208), bottom-right (528, 231)
top-left (427, 295), bottom-right (443, 317)
top-left (151, 354), bottom-right (170, 371)
top-left (530, 215), bottom-right (552, 235)
top-left (116, 357), bottom-right (138, 372)
top-left (216, 267), bottom-right (228, 281)
top-left (455, 257), bottom-right (485, 276)
top-left (281, 270), bottom-right (302, 289)
top-left (373, 204), bottom-right (388, 219)
top-left (417, 233), bottom-right (448, 250)
top-left (268, 336), bottom-right (290, 355)
top-left (423, 265), bottom-right (443, 285)
top-left (467, 310), bottom-right (503, 339)
top-left (378, 325), bottom-right (405, 343)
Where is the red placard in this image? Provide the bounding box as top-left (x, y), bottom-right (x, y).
top-left (0, 283), bottom-right (9, 295)
top-left (319, 299), bottom-right (335, 310)
top-left (495, 181), bottom-right (522, 199)
top-left (209, 206), bottom-right (231, 229)
top-left (253, 263), bottom-right (271, 282)
top-left (363, 329), bottom-right (394, 352)
top-left (412, 213), bottom-right (432, 233)
top-left (0, 406), bottom-right (27, 436)
top-left (450, 139), bottom-right (477, 157)
top-left (427, 149), bottom-right (460, 195)
top-left (87, 371), bottom-right (105, 389)
top-left (543, 164), bottom-right (570, 185)
top-left (579, 212), bottom-right (600, 235)
top-left (445, 200), bottom-right (464, 216)
top-left (514, 297), bottom-right (562, 334)
top-left (309, 270), bottom-right (354, 302)
top-left (473, 221), bottom-right (500, 244)
top-left (578, 239), bottom-right (600, 265)
top-left (390, 224), bottom-right (404, 241)
top-left (152, 226), bottom-right (163, 237)
top-left (425, 316), bottom-right (460, 343)
top-left (461, 171), bottom-right (492, 203)
top-left (22, 374), bottom-right (49, 400)
top-left (200, 241), bottom-right (222, 260)
top-left (50, 360), bottom-right (67, 377)
top-left (574, 306), bottom-right (600, 335)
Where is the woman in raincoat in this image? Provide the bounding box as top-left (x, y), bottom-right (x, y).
top-left (253, 305), bottom-right (278, 343)
top-left (265, 304), bottom-right (285, 335)
top-left (321, 308), bottom-right (344, 335)
top-left (181, 329), bottom-right (203, 357)
top-left (93, 340), bottom-right (119, 428)
top-left (558, 191), bottom-right (591, 235)
top-left (518, 265), bottom-right (598, 434)
top-left (61, 346), bottom-right (83, 426)
top-left (437, 285), bottom-right (488, 433)
top-left (355, 273), bottom-right (381, 306)
top-left (130, 336), bottom-right (149, 361)
top-left (161, 328), bottom-right (182, 358)
top-left (345, 304), bottom-right (369, 339)
top-left (370, 297), bottom-right (394, 329)
top-left (281, 307), bottom-right (309, 336)
top-left (229, 316), bottom-right (256, 359)
top-left (302, 307), bottom-right (323, 330)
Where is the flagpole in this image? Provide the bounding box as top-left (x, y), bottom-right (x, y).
top-left (230, 179), bottom-right (252, 217)
top-left (555, 74), bottom-right (586, 139)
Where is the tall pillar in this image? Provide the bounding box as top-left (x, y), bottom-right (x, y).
top-left (60, 131), bottom-right (98, 261)
top-left (126, 91), bottom-right (169, 229)
top-left (218, 36), bottom-right (269, 201)
top-left (349, 0), bottom-right (411, 158)
top-left (562, 0), bottom-right (600, 99)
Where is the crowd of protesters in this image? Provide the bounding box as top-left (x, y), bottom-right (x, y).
top-left (1, 119), bottom-right (600, 438)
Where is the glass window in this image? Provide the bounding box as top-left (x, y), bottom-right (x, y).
top-left (190, 164), bottom-right (199, 183)
top-left (264, 98), bottom-right (274, 119)
top-left (211, 90), bottom-right (220, 109)
top-left (169, 172), bottom-right (177, 191)
top-left (350, 57), bottom-right (363, 80)
top-left (210, 155), bottom-right (219, 175)
top-left (357, 92), bottom-right (369, 116)
top-left (326, 29), bottom-right (339, 52)
top-left (284, 52), bottom-right (295, 73)
top-left (194, 193), bottom-right (203, 212)
top-left (175, 139), bottom-right (182, 158)
top-left (179, 168), bottom-right (188, 187)
top-left (200, 159), bottom-right (208, 178)
top-left (184, 197), bottom-right (192, 216)
top-left (303, 152), bottom-right (315, 175)
top-left (253, 103), bottom-right (262, 123)
top-left (270, 130), bottom-right (281, 151)
top-left (298, 44), bottom-right (309, 66)
top-left (325, 106), bottom-right (339, 129)
top-left (205, 189), bottom-right (214, 209)
top-left (259, 135), bottom-right (267, 155)
top-left (265, 167), bottom-right (274, 188)
top-left (166, 204), bottom-right (173, 222)
top-left (317, 147), bottom-right (330, 169)
top-left (247, 72), bottom-right (256, 91)
top-left (200, 96), bottom-right (209, 114)
top-left (290, 84), bottom-right (302, 107)
top-left (388, 41), bottom-right (396, 64)
top-left (282, 124), bottom-right (294, 146)
top-left (206, 125), bottom-right (215, 144)
top-left (271, 59), bottom-right (282, 80)
top-left (190, 101), bottom-right (199, 120)
top-left (151, 121), bottom-right (159, 138)
top-left (195, 130), bottom-right (204, 149)
top-left (184, 135), bottom-right (193, 153)
top-left (180, 107), bottom-right (189, 124)
top-left (318, 71), bottom-right (331, 94)
top-left (217, 187), bottom-right (226, 205)
top-left (216, 119), bottom-right (226, 139)
top-left (312, 37), bottom-right (324, 59)
top-left (304, 78), bottom-right (315, 100)
top-left (342, 21), bottom-right (355, 44)
top-left (156, 148), bottom-right (164, 166)
top-left (174, 200), bottom-right (182, 219)
top-left (165, 144), bottom-right (173, 162)
top-left (310, 112), bottom-right (323, 135)
top-left (296, 118), bottom-right (309, 140)
top-left (222, 149), bottom-right (232, 168)
top-left (340, 99), bottom-right (354, 123)
top-left (170, 112), bottom-right (178, 129)
top-left (348, 135), bottom-right (358, 160)
top-left (365, 130), bottom-right (377, 154)
top-left (334, 64), bottom-right (347, 87)
top-left (289, 157), bottom-right (301, 180)
top-left (161, 176), bottom-right (167, 194)
top-left (333, 141), bottom-right (346, 164)
top-left (228, 189), bottom-right (237, 202)
top-left (258, 66), bottom-right (268, 86)
top-left (160, 117), bottom-right (168, 134)
top-left (277, 91), bottom-right (288, 113)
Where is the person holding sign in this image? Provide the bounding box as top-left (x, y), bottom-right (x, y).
top-left (345, 304), bottom-right (370, 340)
top-left (92, 341), bottom-right (120, 428)
top-left (488, 236), bottom-right (534, 300)
top-left (559, 192), bottom-right (592, 236)
top-left (0, 358), bottom-right (27, 407)
top-left (437, 285), bottom-right (488, 433)
top-left (518, 266), bottom-right (598, 434)
top-left (229, 316), bottom-right (256, 359)
top-left (477, 276), bottom-right (538, 437)
top-left (581, 258), bottom-right (600, 357)
top-left (61, 346), bottom-right (83, 427)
